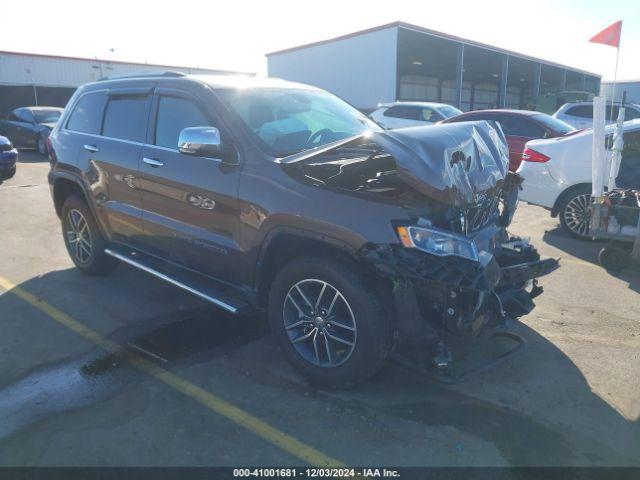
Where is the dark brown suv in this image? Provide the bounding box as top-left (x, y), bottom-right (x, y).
top-left (48, 72), bottom-right (558, 387)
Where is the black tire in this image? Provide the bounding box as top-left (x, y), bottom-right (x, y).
top-left (36, 135), bottom-right (47, 156)
top-left (599, 246), bottom-right (629, 272)
top-left (268, 256), bottom-right (392, 388)
top-left (60, 195), bottom-right (117, 276)
top-left (1, 166), bottom-right (16, 180)
top-left (559, 185), bottom-right (592, 240)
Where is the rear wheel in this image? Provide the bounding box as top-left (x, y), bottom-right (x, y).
top-left (61, 195), bottom-right (117, 276)
top-left (559, 186), bottom-right (591, 239)
top-left (268, 257), bottom-right (391, 388)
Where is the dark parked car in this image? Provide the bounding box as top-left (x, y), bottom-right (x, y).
top-left (0, 136), bottom-right (18, 180)
top-left (48, 73), bottom-right (558, 387)
top-left (0, 106), bottom-right (63, 155)
top-left (440, 109), bottom-right (575, 171)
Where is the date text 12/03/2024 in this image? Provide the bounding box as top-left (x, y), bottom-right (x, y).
top-left (233, 468), bottom-right (401, 478)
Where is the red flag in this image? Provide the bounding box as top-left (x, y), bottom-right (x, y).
top-left (589, 21), bottom-right (622, 48)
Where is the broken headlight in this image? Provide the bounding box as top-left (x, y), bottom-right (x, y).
top-left (396, 225), bottom-right (479, 262)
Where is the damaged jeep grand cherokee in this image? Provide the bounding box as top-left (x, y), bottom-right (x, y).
top-left (48, 73), bottom-right (558, 387)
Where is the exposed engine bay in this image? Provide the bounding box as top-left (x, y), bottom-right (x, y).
top-left (281, 121), bottom-right (560, 376)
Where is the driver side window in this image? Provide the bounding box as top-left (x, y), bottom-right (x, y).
top-left (154, 95), bottom-right (213, 150)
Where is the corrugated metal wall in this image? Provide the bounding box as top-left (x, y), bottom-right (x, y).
top-left (0, 51), bottom-right (233, 88)
top-left (601, 81), bottom-right (640, 104)
top-left (267, 27), bottom-right (398, 110)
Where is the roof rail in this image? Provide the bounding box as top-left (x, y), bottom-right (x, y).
top-left (98, 70), bottom-right (187, 81)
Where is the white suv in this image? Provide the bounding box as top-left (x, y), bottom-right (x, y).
top-left (369, 102), bottom-right (462, 129)
top-left (517, 119), bottom-right (640, 238)
top-left (553, 102), bottom-right (640, 129)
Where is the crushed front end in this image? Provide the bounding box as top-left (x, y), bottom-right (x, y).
top-left (359, 122), bottom-right (560, 372)
top-left (281, 120), bottom-right (560, 375)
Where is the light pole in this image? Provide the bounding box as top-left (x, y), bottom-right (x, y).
top-left (26, 68), bottom-right (38, 106)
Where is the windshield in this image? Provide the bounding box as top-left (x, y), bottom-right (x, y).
top-left (438, 105), bottom-right (463, 118)
top-left (217, 88), bottom-right (381, 157)
top-left (33, 109), bottom-right (62, 124)
top-left (532, 113), bottom-right (575, 135)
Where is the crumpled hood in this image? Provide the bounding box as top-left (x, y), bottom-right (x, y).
top-left (371, 121), bottom-right (510, 208)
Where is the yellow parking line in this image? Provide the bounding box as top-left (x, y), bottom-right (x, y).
top-left (0, 275), bottom-right (343, 467)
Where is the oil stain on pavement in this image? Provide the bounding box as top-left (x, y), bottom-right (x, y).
top-left (0, 307), bottom-right (268, 440)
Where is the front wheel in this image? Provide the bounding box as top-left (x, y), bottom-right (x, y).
top-left (559, 186), bottom-right (592, 239)
top-left (268, 257), bottom-right (392, 388)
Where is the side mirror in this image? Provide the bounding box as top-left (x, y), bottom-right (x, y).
top-left (178, 127), bottom-right (223, 159)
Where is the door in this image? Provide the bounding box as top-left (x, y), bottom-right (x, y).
top-left (137, 88), bottom-right (241, 282)
top-left (67, 88), bottom-right (149, 243)
top-left (8, 109), bottom-right (36, 148)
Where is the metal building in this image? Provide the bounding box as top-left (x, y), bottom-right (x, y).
top-left (267, 21), bottom-right (601, 113)
top-left (601, 80), bottom-right (640, 105)
top-left (0, 50), bottom-right (250, 116)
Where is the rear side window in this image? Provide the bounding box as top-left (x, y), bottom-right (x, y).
top-left (102, 95), bottom-right (148, 142)
top-left (496, 115), bottom-right (545, 138)
top-left (67, 92), bottom-right (106, 134)
top-left (154, 96), bottom-right (212, 149)
top-left (565, 105), bottom-right (593, 118)
top-left (383, 105), bottom-right (420, 120)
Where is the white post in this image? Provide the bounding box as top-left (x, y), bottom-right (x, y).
top-left (591, 96), bottom-right (607, 198)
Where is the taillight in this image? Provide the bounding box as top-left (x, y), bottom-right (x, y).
top-left (522, 147), bottom-right (550, 163)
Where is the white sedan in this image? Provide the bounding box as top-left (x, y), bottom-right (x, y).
top-left (517, 119), bottom-right (640, 239)
top-left (369, 102), bottom-right (462, 129)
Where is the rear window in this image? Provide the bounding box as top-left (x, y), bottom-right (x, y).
top-left (438, 105), bottom-right (463, 118)
top-left (66, 92), bottom-right (107, 134)
top-left (531, 113), bottom-right (575, 135)
top-left (383, 105), bottom-right (420, 120)
top-left (565, 105), bottom-right (593, 118)
top-left (102, 95), bottom-right (148, 142)
top-left (495, 115), bottom-right (545, 138)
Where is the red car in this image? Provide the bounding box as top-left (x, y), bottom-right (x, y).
top-left (440, 109), bottom-right (576, 171)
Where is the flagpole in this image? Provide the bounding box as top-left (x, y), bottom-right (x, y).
top-left (609, 45), bottom-right (620, 122)
top-left (609, 23), bottom-right (622, 122)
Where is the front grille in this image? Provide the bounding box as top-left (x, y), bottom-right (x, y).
top-left (460, 197), bottom-right (500, 233)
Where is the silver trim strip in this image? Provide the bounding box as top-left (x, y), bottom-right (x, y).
top-left (104, 248), bottom-right (239, 314)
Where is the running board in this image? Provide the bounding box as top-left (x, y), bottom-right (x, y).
top-left (104, 248), bottom-right (250, 315)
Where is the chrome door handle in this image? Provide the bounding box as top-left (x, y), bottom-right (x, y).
top-left (83, 144), bottom-right (99, 153)
top-left (143, 157), bottom-right (164, 167)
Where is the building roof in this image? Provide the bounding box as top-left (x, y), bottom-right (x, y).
top-left (266, 21), bottom-right (600, 77)
top-left (0, 49), bottom-right (251, 76)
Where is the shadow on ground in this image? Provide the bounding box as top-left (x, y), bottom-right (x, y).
top-left (543, 225), bottom-right (640, 293)
top-left (0, 266), bottom-right (638, 466)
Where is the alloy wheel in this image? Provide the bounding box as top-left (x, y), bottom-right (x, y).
top-left (283, 279), bottom-right (357, 368)
top-left (563, 193), bottom-right (591, 237)
top-left (65, 209), bottom-right (93, 264)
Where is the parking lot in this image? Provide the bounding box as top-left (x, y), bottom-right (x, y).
top-left (0, 152), bottom-right (639, 467)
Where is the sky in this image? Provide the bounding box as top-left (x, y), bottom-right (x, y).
top-left (1, 0), bottom-right (638, 80)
